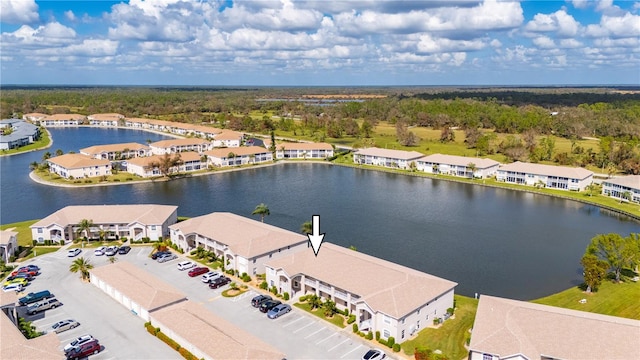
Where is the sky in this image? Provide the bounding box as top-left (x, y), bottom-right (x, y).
top-left (0, 0), bottom-right (639, 86)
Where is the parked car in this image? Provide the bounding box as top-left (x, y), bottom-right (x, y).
top-left (66, 339), bottom-right (100, 359)
top-left (251, 294), bottom-right (272, 308)
top-left (105, 246), bottom-right (119, 256)
top-left (118, 246), bottom-right (131, 254)
top-left (11, 267), bottom-right (38, 277)
top-left (6, 273), bottom-right (34, 282)
top-left (151, 251), bottom-right (170, 260)
top-left (3, 278), bottom-right (28, 287)
top-left (208, 276), bottom-right (231, 289)
top-left (201, 271), bottom-right (222, 283)
top-left (94, 246), bottom-right (106, 256)
top-left (27, 297), bottom-right (62, 315)
top-left (267, 303), bottom-right (291, 319)
top-left (63, 335), bottom-right (95, 353)
top-left (177, 261), bottom-right (196, 271)
top-left (157, 253), bottom-right (177, 263)
top-left (22, 264), bottom-right (40, 271)
top-left (67, 248), bottom-right (82, 257)
top-left (2, 283), bottom-right (24, 292)
top-left (362, 348), bottom-right (386, 360)
top-left (188, 267), bottom-right (209, 277)
top-left (19, 290), bottom-right (53, 305)
top-left (259, 300), bottom-right (282, 313)
top-left (52, 319), bottom-right (80, 334)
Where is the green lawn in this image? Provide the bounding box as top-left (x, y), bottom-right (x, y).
top-left (0, 219), bottom-right (39, 247)
top-left (401, 295), bottom-right (478, 360)
top-left (532, 279), bottom-right (640, 320)
top-left (294, 302), bottom-right (347, 328)
top-left (19, 246), bottom-right (60, 260)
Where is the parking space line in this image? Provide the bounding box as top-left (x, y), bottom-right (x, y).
top-left (207, 295), bottom-right (221, 302)
top-left (340, 344), bottom-right (362, 359)
top-left (304, 326), bottom-right (326, 339)
top-left (282, 316), bottom-right (305, 327)
top-left (316, 332), bottom-right (338, 345)
top-left (292, 320), bottom-right (315, 333)
top-left (328, 338), bottom-right (349, 352)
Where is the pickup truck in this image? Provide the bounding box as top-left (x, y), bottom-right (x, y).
top-left (27, 297), bottom-right (61, 314)
top-left (19, 290), bottom-right (54, 306)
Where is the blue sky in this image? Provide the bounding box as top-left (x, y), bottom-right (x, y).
top-left (1, 0), bottom-right (638, 86)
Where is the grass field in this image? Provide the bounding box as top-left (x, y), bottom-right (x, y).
top-left (401, 295), bottom-right (478, 360)
top-left (532, 279), bottom-right (640, 320)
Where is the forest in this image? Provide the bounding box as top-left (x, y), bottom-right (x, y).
top-left (2, 86), bottom-right (640, 174)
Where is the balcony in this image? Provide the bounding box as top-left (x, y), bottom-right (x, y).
top-left (359, 320), bottom-right (372, 331)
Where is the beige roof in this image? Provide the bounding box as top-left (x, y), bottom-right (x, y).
top-left (42, 114), bottom-right (86, 121)
top-left (127, 152), bottom-right (202, 167)
top-left (204, 146), bottom-right (271, 158)
top-left (470, 295), bottom-right (640, 360)
top-left (0, 311), bottom-right (61, 360)
top-left (47, 153), bottom-right (110, 169)
top-left (170, 212), bottom-right (307, 258)
top-left (23, 113), bottom-right (48, 118)
top-left (80, 142), bottom-right (149, 156)
top-left (498, 161), bottom-right (593, 179)
top-left (214, 130), bottom-right (243, 140)
top-left (88, 113), bottom-right (123, 120)
top-left (90, 262), bottom-right (187, 311)
top-left (277, 142), bottom-right (333, 150)
top-left (151, 301), bottom-right (285, 360)
top-left (603, 175), bottom-right (640, 191)
top-left (266, 243), bottom-right (457, 318)
top-left (149, 138), bottom-right (210, 148)
top-left (0, 230), bottom-right (17, 245)
top-left (418, 153), bottom-right (499, 169)
top-left (354, 147), bottom-right (424, 160)
top-left (31, 204), bottom-right (178, 228)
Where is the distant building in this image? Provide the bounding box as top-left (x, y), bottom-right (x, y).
top-left (149, 138), bottom-right (212, 155)
top-left (496, 161), bottom-right (593, 191)
top-left (41, 114), bottom-right (86, 127)
top-left (275, 142), bottom-right (334, 159)
top-left (353, 147), bottom-right (424, 169)
top-left (204, 146), bottom-right (273, 167)
top-left (416, 153), bottom-right (499, 178)
top-left (87, 113), bottom-right (124, 126)
top-left (602, 175), bottom-right (640, 203)
top-left (22, 112), bottom-right (48, 124)
top-left (0, 119), bottom-right (40, 150)
top-left (212, 130), bottom-right (243, 148)
top-left (47, 153), bottom-right (111, 179)
top-left (80, 142), bottom-right (151, 160)
top-left (126, 152), bottom-right (204, 177)
top-left (0, 230), bottom-right (18, 263)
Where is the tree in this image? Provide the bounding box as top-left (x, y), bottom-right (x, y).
top-left (308, 294), bottom-right (322, 310)
top-left (252, 203), bottom-right (270, 223)
top-left (42, 151), bottom-right (51, 162)
top-left (466, 163), bottom-right (477, 178)
top-left (55, 149), bottom-right (63, 156)
top-left (322, 299), bottom-right (337, 317)
top-left (300, 221), bottom-right (312, 234)
top-left (581, 253), bottom-right (608, 293)
top-left (150, 153), bottom-right (182, 178)
top-left (440, 127), bottom-right (455, 143)
top-left (621, 190), bottom-right (632, 203)
top-left (76, 219), bottom-right (93, 241)
top-left (69, 257), bottom-right (94, 281)
top-left (587, 233), bottom-right (636, 282)
top-left (269, 130), bottom-right (276, 156)
top-left (585, 183), bottom-right (597, 197)
top-left (29, 161), bottom-right (39, 171)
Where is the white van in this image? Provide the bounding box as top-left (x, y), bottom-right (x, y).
top-left (2, 283), bottom-right (24, 292)
top-left (201, 271), bottom-right (222, 283)
top-left (177, 261), bottom-right (195, 271)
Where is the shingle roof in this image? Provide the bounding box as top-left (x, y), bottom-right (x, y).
top-left (470, 295), bottom-right (640, 360)
top-left (80, 142), bottom-right (149, 156)
top-left (151, 301), bottom-right (285, 360)
top-left (277, 142), bottom-right (333, 150)
top-left (266, 243), bottom-right (457, 318)
top-left (603, 175), bottom-right (640, 191)
top-left (498, 161), bottom-right (593, 179)
top-left (149, 138), bottom-right (210, 148)
top-left (417, 153), bottom-right (499, 169)
top-left (90, 262), bottom-right (187, 311)
top-left (354, 147), bottom-right (424, 160)
top-left (169, 212), bottom-right (307, 258)
top-left (47, 153), bottom-right (110, 169)
top-left (204, 146), bottom-right (271, 158)
top-left (31, 204), bottom-right (178, 228)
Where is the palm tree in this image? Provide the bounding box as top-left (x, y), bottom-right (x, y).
top-left (621, 191), bottom-right (632, 204)
top-left (55, 149), bottom-right (63, 156)
top-left (467, 162), bottom-right (477, 178)
top-left (300, 221), bottom-right (312, 235)
top-left (42, 151), bottom-right (51, 162)
top-left (585, 183), bottom-right (597, 197)
top-left (252, 203), bottom-right (270, 223)
top-left (29, 161), bottom-right (39, 171)
top-left (76, 219), bottom-right (94, 242)
top-left (69, 257), bottom-right (94, 281)
top-left (108, 256), bottom-right (118, 264)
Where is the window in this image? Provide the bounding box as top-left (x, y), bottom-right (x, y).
top-left (37, 228), bottom-right (43, 233)
top-left (383, 315), bottom-right (391, 324)
top-left (253, 259), bottom-right (256, 263)
top-left (151, 225), bottom-right (156, 230)
top-left (483, 354), bottom-right (492, 360)
top-left (269, 253), bottom-right (272, 258)
top-left (416, 320), bottom-right (420, 329)
top-left (401, 330), bottom-right (405, 339)
top-left (383, 329), bottom-right (390, 339)
top-left (38, 237), bottom-right (43, 242)
top-left (401, 318), bottom-right (405, 324)
top-left (252, 268), bottom-right (257, 275)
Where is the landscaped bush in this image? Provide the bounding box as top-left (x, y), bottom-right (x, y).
top-left (283, 292), bottom-right (290, 300)
top-left (113, 178), bottom-right (121, 182)
top-left (270, 285), bottom-right (278, 295)
top-left (226, 269), bottom-right (235, 275)
top-left (352, 323), bottom-right (358, 333)
top-left (59, 240), bottom-right (65, 246)
top-left (126, 177), bottom-right (133, 181)
top-left (375, 331), bottom-right (380, 340)
top-left (178, 347), bottom-right (199, 360)
top-left (387, 337), bottom-right (395, 348)
top-left (298, 294), bottom-right (308, 302)
top-left (259, 281), bottom-right (267, 290)
top-left (447, 307), bottom-right (454, 315)
top-left (392, 343), bottom-right (401, 352)
top-left (378, 338), bottom-right (387, 347)
top-left (366, 331), bottom-right (373, 340)
top-left (347, 314), bottom-right (356, 324)
top-left (242, 274), bottom-right (251, 282)
top-left (84, 179), bottom-right (92, 183)
top-left (157, 331), bottom-right (180, 350)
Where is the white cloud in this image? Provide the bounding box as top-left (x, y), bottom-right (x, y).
top-left (35, 39), bottom-right (119, 57)
top-left (490, 39), bottom-right (502, 48)
top-left (65, 10), bottom-right (76, 22)
top-left (559, 38), bottom-right (583, 48)
top-left (219, 0), bottom-right (324, 31)
top-left (0, 0), bottom-right (39, 24)
top-left (1, 22), bottom-right (76, 46)
top-left (525, 10), bottom-right (580, 37)
top-left (571, 0), bottom-right (591, 9)
top-left (533, 36), bottom-right (556, 49)
top-left (586, 12), bottom-right (640, 37)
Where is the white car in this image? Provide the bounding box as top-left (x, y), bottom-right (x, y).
top-left (94, 246), bottom-right (106, 256)
top-left (201, 271), bottom-right (222, 283)
top-left (67, 248), bottom-right (81, 257)
top-left (2, 283), bottom-right (24, 292)
top-left (177, 261), bottom-right (196, 271)
top-left (52, 319), bottom-right (80, 334)
top-left (64, 334), bottom-right (95, 353)
top-left (105, 246), bottom-right (119, 256)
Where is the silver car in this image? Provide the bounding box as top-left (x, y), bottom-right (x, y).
top-left (157, 253), bottom-right (177, 263)
top-left (63, 334), bottom-right (95, 353)
top-left (52, 319), bottom-right (79, 334)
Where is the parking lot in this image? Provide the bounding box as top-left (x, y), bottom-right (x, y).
top-left (11, 245), bottom-right (391, 359)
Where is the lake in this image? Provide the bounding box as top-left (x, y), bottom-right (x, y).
top-left (1, 127), bottom-right (638, 300)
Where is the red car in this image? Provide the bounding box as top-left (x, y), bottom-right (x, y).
top-left (188, 267), bottom-right (209, 277)
top-left (66, 339), bottom-right (101, 360)
top-left (11, 267), bottom-right (38, 277)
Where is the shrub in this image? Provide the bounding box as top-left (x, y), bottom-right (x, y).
top-left (157, 331), bottom-right (180, 350)
top-left (366, 331), bottom-right (373, 340)
top-left (126, 177), bottom-right (133, 181)
top-left (352, 323), bottom-right (358, 333)
top-left (433, 318), bottom-right (441, 326)
top-left (59, 240), bottom-right (65, 246)
top-left (378, 338), bottom-right (387, 347)
top-left (347, 314), bottom-right (356, 324)
top-left (375, 331), bottom-right (380, 341)
top-left (447, 307), bottom-right (454, 315)
top-left (113, 178), bottom-right (121, 182)
top-left (270, 285), bottom-right (278, 295)
top-left (84, 179), bottom-right (92, 183)
top-left (283, 292), bottom-right (290, 300)
top-left (226, 269), bottom-right (235, 275)
top-left (392, 343), bottom-right (401, 352)
top-left (387, 337), bottom-right (395, 348)
top-left (242, 274), bottom-right (251, 282)
top-left (32, 240), bottom-right (37, 246)
top-left (358, 331), bottom-right (365, 337)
